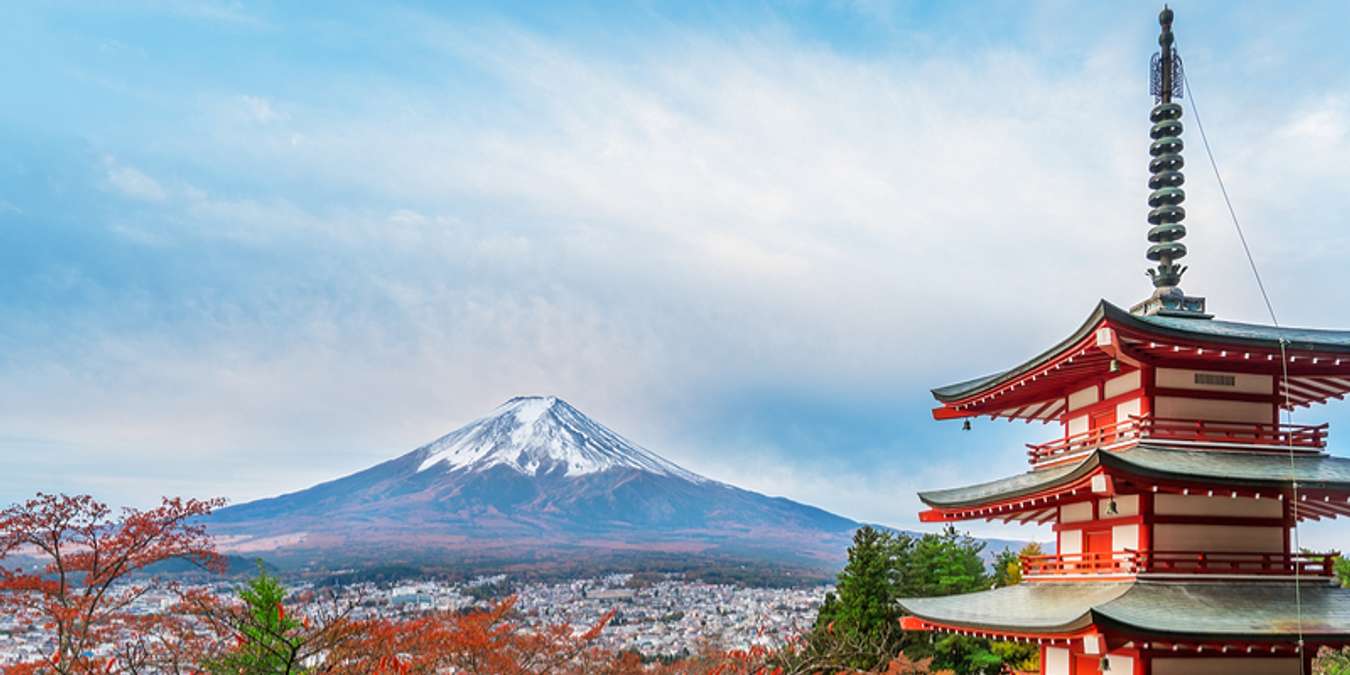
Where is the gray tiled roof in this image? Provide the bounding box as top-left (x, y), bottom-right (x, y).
top-left (900, 581), bottom-right (1350, 638)
top-left (1096, 582), bottom-right (1350, 637)
top-left (917, 457), bottom-right (1089, 508)
top-left (932, 301), bottom-right (1350, 403)
top-left (898, 582), bottom-right (1130, 632)
top-left (1119, 445), bottom-right (1350, 490)
top-left (917, 445), bottom-right (1350, 509)
top-left (1139, 314), bottom-right (1350, 353)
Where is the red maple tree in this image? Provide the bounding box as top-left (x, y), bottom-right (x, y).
top-left (0, 493), bottom-right (224, 674)
top-left (325, 595), bottom-right (620, 674)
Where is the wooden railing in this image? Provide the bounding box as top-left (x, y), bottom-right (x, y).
top-left (1026, 414), bottom-right (1328, 467)
top-left (1136, 550), bottom-right (1336, 576)
top-left (1019, 551), bottom-right (1138, 577)
top-left (1137, 416), bottom-right (1328, 449)
top-left (1020, 550), bottom-right (1337, 579)
top-left (1025, 417), bottom-right (1146, 466)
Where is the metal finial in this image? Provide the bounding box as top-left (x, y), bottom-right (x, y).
top-left (1146, 5), bottom-right (1187, 290)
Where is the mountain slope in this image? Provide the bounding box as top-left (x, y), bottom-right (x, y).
top-left (209, 397), bottom-right (863, 566)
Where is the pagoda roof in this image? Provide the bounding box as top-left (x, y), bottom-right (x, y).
top-left (931, 301), bottom-right (1350, 418)
top-left (899, 582), bottom-right (1130, 634)
top-left (919, 444), bottom-right (1350, 513)
top-left (900, 581), bottom-right (1350, 640)
top-left (1095, 582), bottom-right (1350, 639)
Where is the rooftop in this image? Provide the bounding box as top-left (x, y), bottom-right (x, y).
top-left (899, 581), bottom-right (1350, 641)
top-left (931, 301), bottom-right (1350, 420)
top-left (918, 444), bottom-right (1350, 519)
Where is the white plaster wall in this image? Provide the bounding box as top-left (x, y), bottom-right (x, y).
top-left (1104, 371), bottom-right (1142, 399)
top-left (1156, 367), bottom-right (1273, 395)
top-left (1068, 385), bottom-right (1100, 411)
top-left (1116, 397), bottom-right (1142, 422)
top-left (1067, 414), bottom-right (1089, 437)
top-left (1153, 524), bottom-right (1284, 553)
top-left (1059, 529), bottom-right (1082, 556)
top-left (1153, 396), bottom-right (1273, 424)
top-left (1112, 524), bottom-right (1139, 553)
top-left (1103, 654), bottom-right (1134, 673)
top-left (1152, 657), bottom-right (1298, 674)
top-left (1061, 502), bottom-right (1094, 523)
top-left (1044, 647), bottom-right (1070, 675)
top-left (1154, 493), bottom-right (1283, 518)
top-left (1098, 494), bottom-right (1139, 517)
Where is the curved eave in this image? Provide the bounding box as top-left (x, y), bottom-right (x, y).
top-left (898, 583), bottom-right (1130, 636)
top-left (901, 582), bottom-right (1350, 643)
top-left (930, 301), bottom-right (1113, 404)
top-left (1091, 582), bottom-right (1350, 641)
top-left (917, 453), bottom-right (1100, 510)
top-left (931, 300), bottom-right (1350, 407)
top-left (1101, 445), bottom-right (1350, 492)
top-left (1134, 310), bottom-right (1350, 356)
top-left (918, 445), bottom-right (1350, 519)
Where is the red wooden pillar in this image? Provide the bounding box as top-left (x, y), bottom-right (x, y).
top-left (1138, 492), bottom-right (1153, 567)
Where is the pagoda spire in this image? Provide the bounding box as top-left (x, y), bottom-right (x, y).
top-left (1132, 5), bottom-right (1208, 318)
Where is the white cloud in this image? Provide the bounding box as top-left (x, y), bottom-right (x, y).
top-left (8, 14), bottom-right (1350, 550)
top-left (104, 158), bottom-right (168, 202)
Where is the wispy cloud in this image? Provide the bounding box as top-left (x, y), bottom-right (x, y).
top-left (104, 158), bottom-right (168, 202)
top-left (3, 2), bottom-right (1350, 549)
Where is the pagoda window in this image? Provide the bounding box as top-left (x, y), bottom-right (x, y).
top-left (1151, 367), bottom-right (1278, 425)
top-left (1155, 367), bottom-right (1272, 395)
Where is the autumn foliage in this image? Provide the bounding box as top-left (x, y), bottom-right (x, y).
top-left (0, 493), bottom-right (960, 674)
top-left (0, 493), bottom-right (224, 674)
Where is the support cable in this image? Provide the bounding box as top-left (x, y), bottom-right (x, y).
top-left (1180, 55), bottom-right (1307, 671)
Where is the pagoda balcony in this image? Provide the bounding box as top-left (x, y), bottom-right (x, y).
top-left (1019, 549), bottom-right (1338, 580)
top-left (1026, 414), bottom-right (1329, 468)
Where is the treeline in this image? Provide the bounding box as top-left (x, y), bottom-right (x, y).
top-left (4, 493), bottom-right (1346, 674)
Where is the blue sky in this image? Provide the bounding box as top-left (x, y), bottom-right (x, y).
top-left (4, 1), bottom-right (1350, 547)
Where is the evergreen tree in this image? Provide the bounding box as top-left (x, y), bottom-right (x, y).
top-left (993, 541), bottom-right (1043, 588)
top-left (812, 526), bottom-right (1004, 672)
top-left (819, 525), bottom-right (902, 639)
top-left (207, 562), bottom-right (306, 674)
top-left (896, 526), bottom-right (988, 599)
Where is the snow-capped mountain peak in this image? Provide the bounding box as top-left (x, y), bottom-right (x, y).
top-left (414, 396), bottom-right (706, 482)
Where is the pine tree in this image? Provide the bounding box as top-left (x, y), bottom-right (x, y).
top-left (207, 562), bottom-right (305, 674)
top-left (821, 525), bottom-right (902, 641)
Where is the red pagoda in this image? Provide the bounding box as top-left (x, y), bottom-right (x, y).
top-left (897, 7), bottom-right (1350, 675)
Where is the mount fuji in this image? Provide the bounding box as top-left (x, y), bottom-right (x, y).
top-left (207, 396), bottom-right (867, 568)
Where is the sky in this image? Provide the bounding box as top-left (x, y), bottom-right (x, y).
top-left (3, 0), bottom-right (1350, 548)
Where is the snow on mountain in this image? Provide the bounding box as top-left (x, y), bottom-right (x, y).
top-left (414, 396), bottom-right (707, 483)
top-left (208, 395), bottom-right (868, 568)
